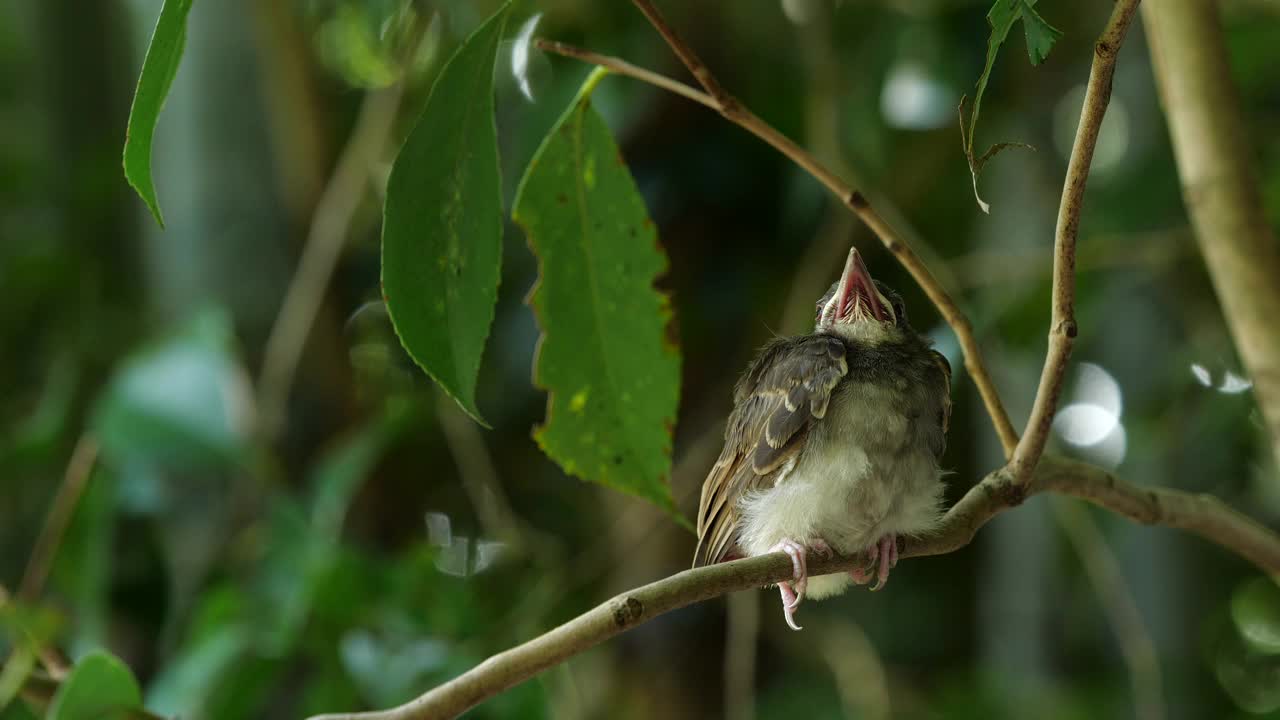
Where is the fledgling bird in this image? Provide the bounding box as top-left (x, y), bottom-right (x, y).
top-left (693, 247), bottom-right (952, 630)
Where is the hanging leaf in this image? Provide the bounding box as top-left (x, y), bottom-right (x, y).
top-left (47, 651), bottom-right (143, 720)
top-left (123, 0), bottom-right (195, 228)
top-left (960, 0), bottom-right (1061, 212)
top-left (514, 69), bottom-right (684, 521)
top-left (1020, 2), bottom-right (1064, 65)
top-left (381, 2), bottom-right (512, 425)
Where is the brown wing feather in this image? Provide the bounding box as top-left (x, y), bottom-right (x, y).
top-left (930, 349), bottom-right (952, 458)
top-left (692, 335), bottom-right (848, 567)
top-left (930, 350), bottom-right (951, 433)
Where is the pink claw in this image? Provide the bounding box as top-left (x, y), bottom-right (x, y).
top-left (848, 533), bottom-right (899, 591)
top-left (770, 539), bottom-right (811, 630)
top-left (870, 533), bottom-right (898, 591)
top-left (777, 583), bottom-right (802, 630)
top-left (849, 544), bottom-right (877, 585)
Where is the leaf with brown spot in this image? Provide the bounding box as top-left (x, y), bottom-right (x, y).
top-left (513, 69), bottom-right (684, 523)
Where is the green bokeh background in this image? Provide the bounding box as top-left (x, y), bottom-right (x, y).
top-left (3, 0), bottom-right (1280, 718)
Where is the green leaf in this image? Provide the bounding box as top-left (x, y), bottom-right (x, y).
top-left (1232, 577), bottom-right (1280, 655)
top-left (48, 650), bottom-right (143, 720)
top-left (0, 644), bottom-right (35, 710)
top-left (0, 698), bottom-right (38, 720)
top-left (382, 3), bottom-right (511, 425)
top-left (123, 0), bottom-right (194, 228)
top-left (91, 309), bottom-right (251, 470)
top-left (145, 625), bottom-right (251, 718)
top-left (962, 0), bottom-right (1060, 212)
top-left (1020, 2), bottom-right (1064, 65)
top-left (513, 69), bottom-right (683, 520)
top-left (0, 598), bottom-right (67, 706)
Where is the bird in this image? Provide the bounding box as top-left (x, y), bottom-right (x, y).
top-left (692, 247), bottom-right (952, 630)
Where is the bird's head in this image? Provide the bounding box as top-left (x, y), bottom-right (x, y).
top-left (814, 248), bottom-right (906, 342)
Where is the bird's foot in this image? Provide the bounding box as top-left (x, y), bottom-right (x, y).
top-left (848, 533), bottom-right (899, 591)
top-left (769, 538), bottom-right (821, 631)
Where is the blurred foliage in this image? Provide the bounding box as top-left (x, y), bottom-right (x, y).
top-left (2, 0), bottom-right (1280, 718)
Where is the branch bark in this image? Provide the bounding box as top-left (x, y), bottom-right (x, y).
top-left (1142, 0), bottom-right (1280, 470)
top-left (304, 456), bottom-right (1280, 720)
top-left (1009, 0), bottom-right (1142, 487)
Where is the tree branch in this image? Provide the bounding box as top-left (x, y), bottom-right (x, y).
top-left (1142, 0), bottom-right (1280, 470)
top-left (538, 11), bottom-right (1020, 457)
top-left (304, 457), bottom-right (1280, 720)
top-left (1009, 0), bottom-right (1142, 487)
top-left (19, 434), bottom-right (99, 602)
top-left (301, 4), bottom-right (1280, 719)
top-left (256, 83), bottom-right (406, 438)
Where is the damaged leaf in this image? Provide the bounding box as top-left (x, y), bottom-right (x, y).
top-left (513, 69), bottom-right (684, 522)
top-left (961, 0), bottom-right (1062, 212)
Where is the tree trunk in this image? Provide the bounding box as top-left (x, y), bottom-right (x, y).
top-left (1143, 0), bottom-right (1280, 471)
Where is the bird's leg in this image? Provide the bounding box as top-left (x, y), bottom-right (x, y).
top-left (849, 544), bottom-right (878, 585)
top-left (871, 533), bottom-right (897, 590)
top-left (769, 539), bottom-right (811, 631)
top-left (848, 532), bottom-right (899, 591)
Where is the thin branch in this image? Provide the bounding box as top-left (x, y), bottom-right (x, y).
top-left (257, 83), bottom-right (406, 438)
top-left (534, 41), bottom-right (715, 109)
top-left (1008, 0), bottom-right (1142, 487)
top-left (1052, 501), bottom-right (1164, 720)
top-left (1142, 0), bottom-right (1280, 470)
top-left (19, 435), bottom-right (99, 601)
top-left (536, 33), bottom-right (1019, 457)
top-left (304, 457), bottom-right (1280, 720)
top-left (630, 0), bottom-right (734, 109)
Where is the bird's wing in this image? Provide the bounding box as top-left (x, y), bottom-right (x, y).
top-left (692, 334), bottom-right (848, 567)
top-left (929, 349), bottom-right (952, 459)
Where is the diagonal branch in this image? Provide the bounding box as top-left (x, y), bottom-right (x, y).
top-left (538, 18), bottom-right (1020, 456)
top-left (630, 0), bottom-right (734, 109)
top-left (631, 0), bottom-right (1018, 456)
top-left (19, 434), bottom-right (99, 602)
top-left (304, 457), bottom-right (1280, 720)
top-left (256, 83), bottom-right (407, 439)
top-left (1008, 0), bottom-right (1143, 487)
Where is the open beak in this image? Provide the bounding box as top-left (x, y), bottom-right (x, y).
top-left (820, 248), bottom-right (891, 325)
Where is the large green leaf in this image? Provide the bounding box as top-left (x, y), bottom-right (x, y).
top-left (48, 651), bottom-right (143, 720)
top-left (382, 3), bottom-right (511, 425)
top-left (962, 0), bottom-right (1062, 212)
top-left (513, 69), bottom-right (683, 519)
top-left (123, 0), bottom-right (194, 228)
